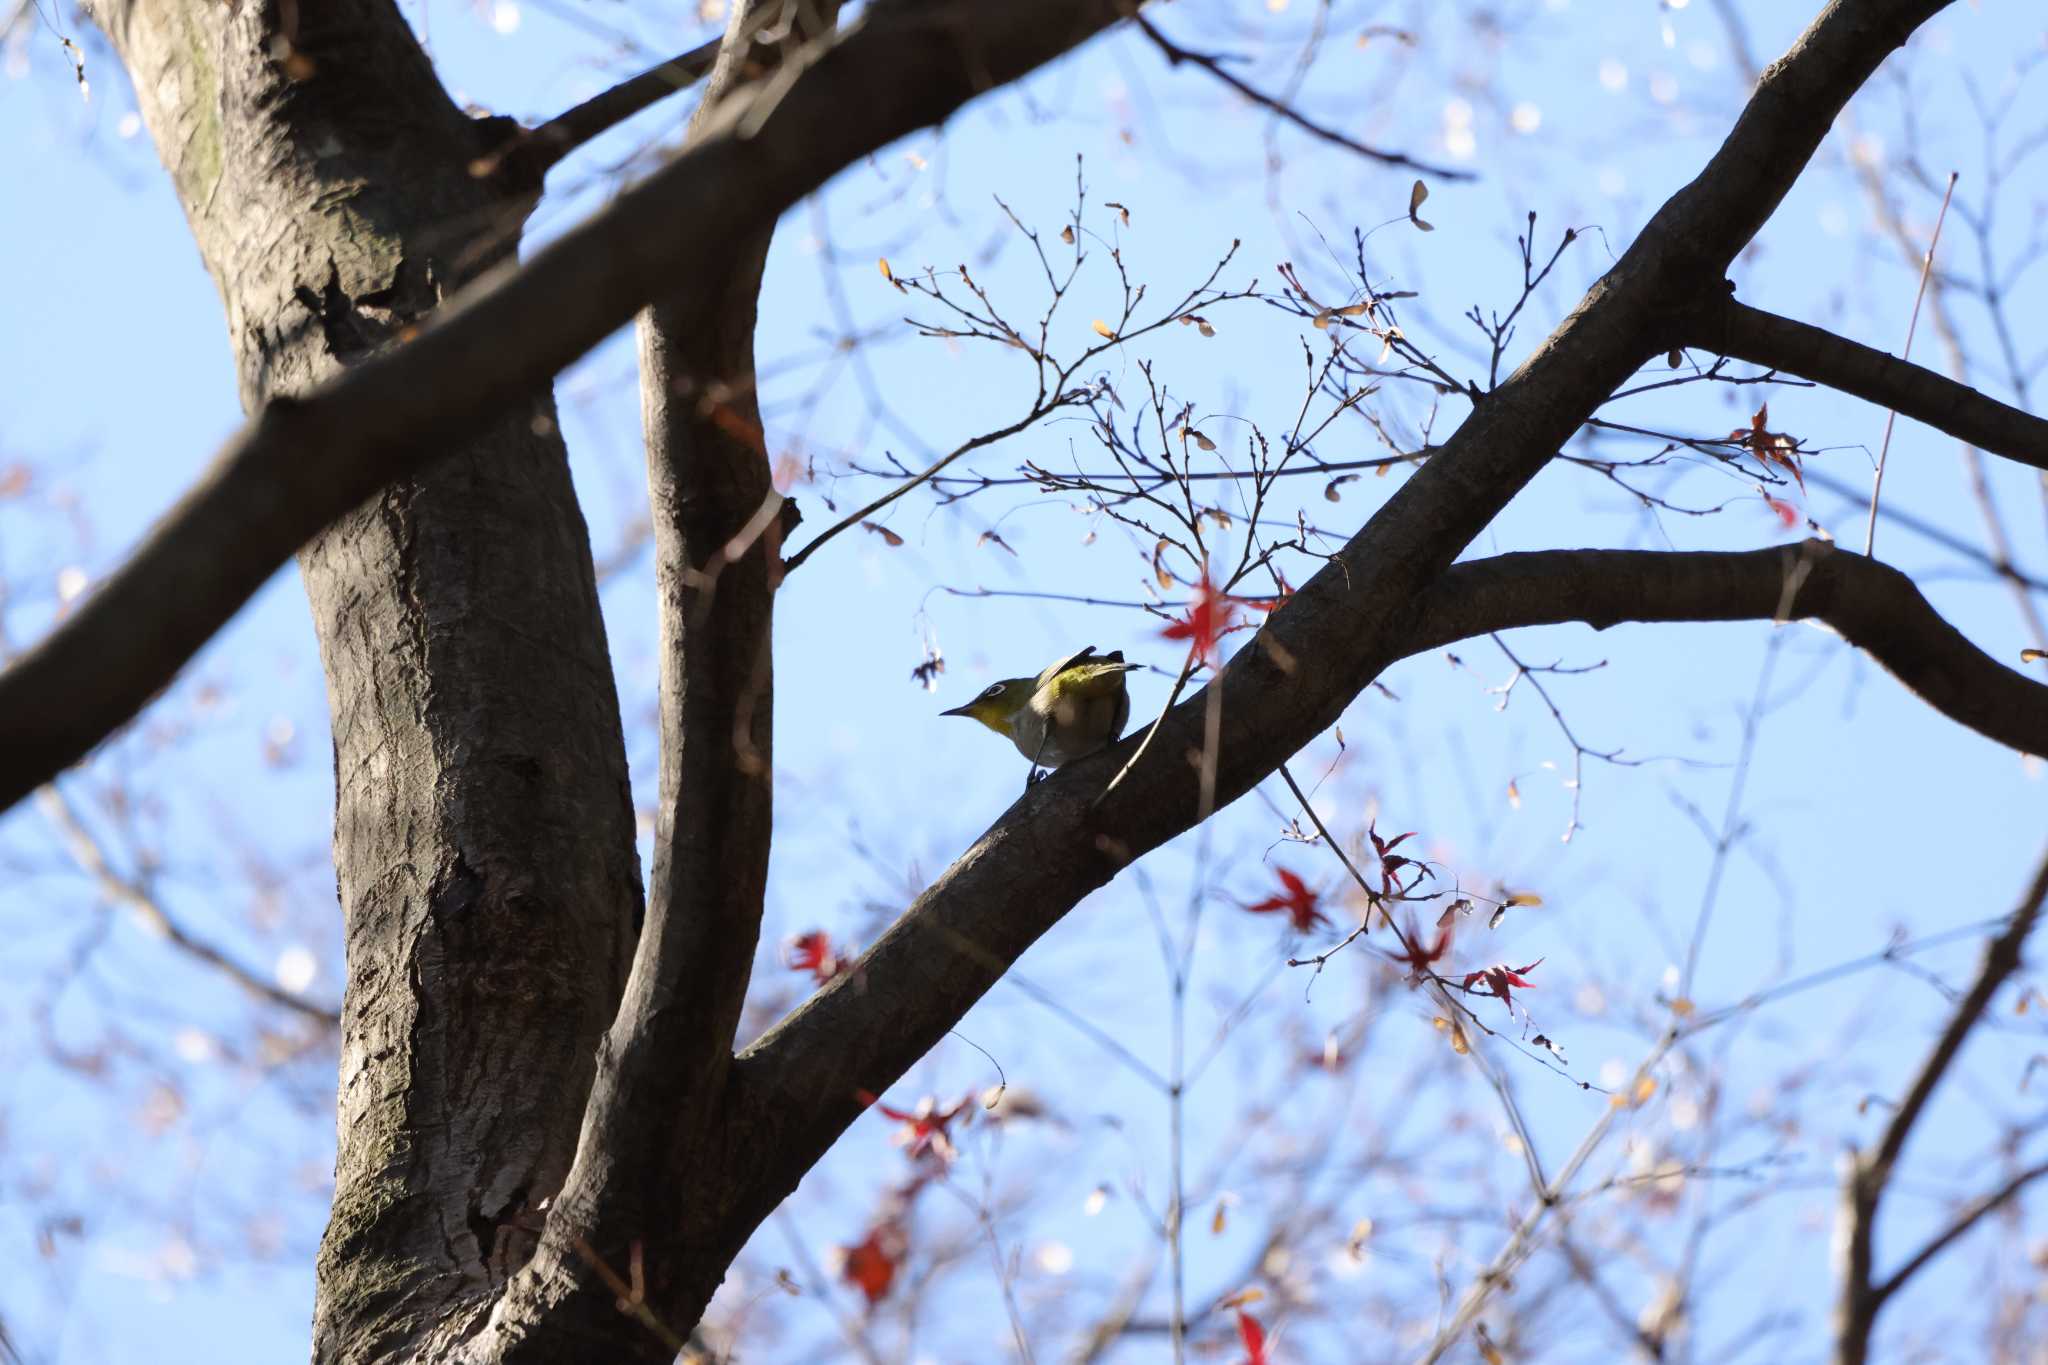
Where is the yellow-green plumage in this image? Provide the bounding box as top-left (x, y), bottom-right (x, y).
top-left (941, 646), bottom-right (1140, 772)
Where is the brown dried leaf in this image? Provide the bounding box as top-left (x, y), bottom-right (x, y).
top-left (860, 521), bottom-right (904, 547)
top-left (1092, 319), bottom-right (1116, 340)
top-left (1408, 179), bottom-right (1435, 231)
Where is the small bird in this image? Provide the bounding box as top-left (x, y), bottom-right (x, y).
top-left (941, 646), bottom-right (1141, 783)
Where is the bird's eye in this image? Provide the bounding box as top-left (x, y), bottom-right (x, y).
top-left (983, 683), bottom-right (1005, 699)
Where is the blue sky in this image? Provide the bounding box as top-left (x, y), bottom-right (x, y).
top-left (1, 1), bottom-right (2045, 1361)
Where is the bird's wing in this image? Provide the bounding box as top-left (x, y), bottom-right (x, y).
top-left (1037, 646), bottom-right (1099, 689)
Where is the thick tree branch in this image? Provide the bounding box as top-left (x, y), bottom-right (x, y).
top-left (1683, 295), bottom-right (2048, 473)
top-left (92, 6), bottom-right (649, 1358)
top-left (1831, 847), bottom-right (2048, 1365)
top-left (0, 0), bottom-right (1140, 815)
top-left (1403, 543), bottom-right (2048, 757)
top-left (723, 0), bottom-right (1957, 1302)
top-left (473, 4), bottom-right (832, 1358)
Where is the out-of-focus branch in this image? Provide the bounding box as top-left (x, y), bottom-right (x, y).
top-left (1872, 1157), bottom-right (2048, 1303)
top-left (35, 785), bottom-right (339, 1026)
top-left (1682, 296), bottom-right (2048, 474)
top-left (479, 38), bottom-right (723, 184)
top-left (1830, 848), bottom-right (2048, 1365)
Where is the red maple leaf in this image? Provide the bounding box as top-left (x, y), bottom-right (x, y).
top-left (1244, 867), bottom-right (1328, 933)
top-left (1730, 402), bottom-right (1805, 490)
top-left (1237, 1308), bottom-right (1270, 1365)
top-left (1461, 958), bottom-right (1544, 1012)
top-left (1161, 563), bottom-right (1242, 665)
top-left (1389, 918), bottom-right (1452, 975)
top-left (857, 1090), bottom-right (975, 1168)
top-left (839, 1222), bottom-right (905, 1306)
top-left (784, 930), bottom-right (848, 985)
top-left (1367, 823), bottom-right (1419, 895)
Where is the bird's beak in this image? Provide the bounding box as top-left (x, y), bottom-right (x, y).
top-left (939, 702), bottom-right (973, 718)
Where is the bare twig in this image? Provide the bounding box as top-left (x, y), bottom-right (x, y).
top-left (1134, 14), bottom-right (1474, 181)
top-left (35, 784), bottom-right (339, 1025)
top-left (1865, 171), bottom-right (1959, 556)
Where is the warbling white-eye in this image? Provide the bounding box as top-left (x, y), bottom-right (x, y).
top-left (941, 646), bottom-right (1141, 783)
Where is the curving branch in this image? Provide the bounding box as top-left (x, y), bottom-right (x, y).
top-left (0, 0), bottom-right (1140, 815)
top-left (1683, 295), bottom-right (2048, 473)
top-left (1404, 542), bottom-right (2048, 757)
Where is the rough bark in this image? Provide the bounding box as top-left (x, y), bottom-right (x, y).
top-left (463, 5), bottom-right (829, 1358)
top-left (88, 4), bottom-right (640, 1360)
top-left (1404, 544), bottom-right (2048, 756)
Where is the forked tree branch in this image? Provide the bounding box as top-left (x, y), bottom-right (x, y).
top-left (0, 0), bottom-right (1141, 815)
top-left (1683, 295), bottom-right (2048, 473)
top-left (711, 5), bottom-right (1960, 1306)
top-left (1831, 848), bottom-right (2048, 1365)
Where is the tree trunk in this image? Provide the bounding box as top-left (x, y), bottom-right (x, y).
top-left (91, 3), bottom-right (641, 1359)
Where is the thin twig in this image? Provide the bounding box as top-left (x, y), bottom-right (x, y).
top-left (1134, 14), bottom-right (1474, 181)
top-left (35, 784), bottom-right (339, 1025)
top-left (1865, 171), bottom-right (1957, 557)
